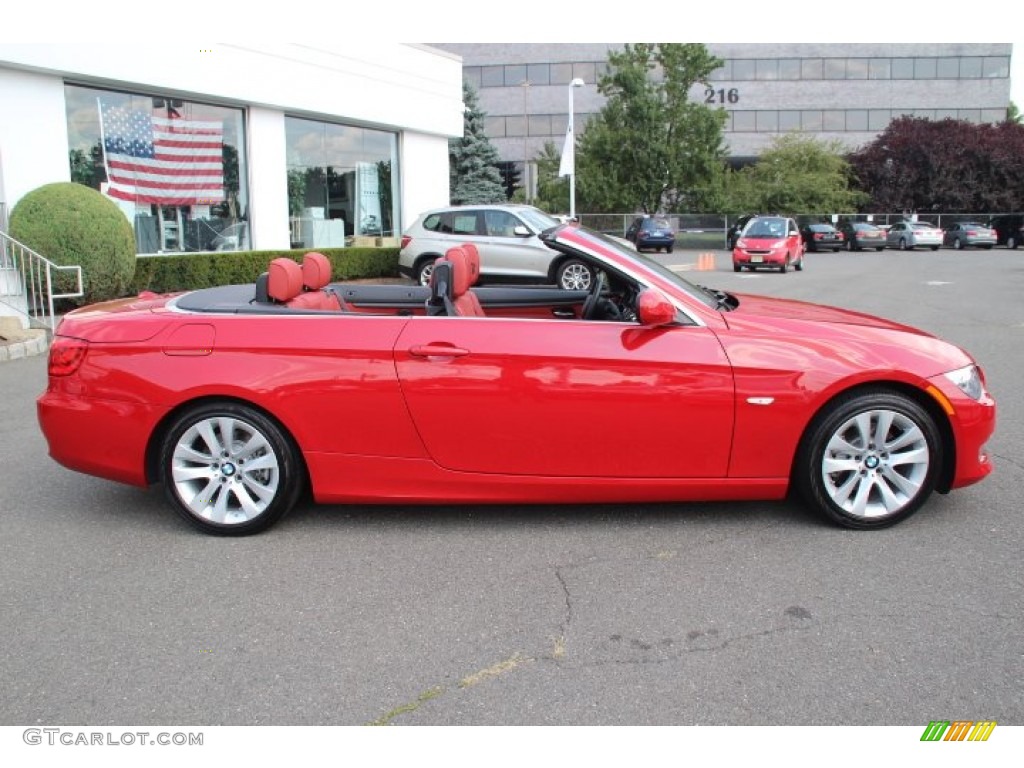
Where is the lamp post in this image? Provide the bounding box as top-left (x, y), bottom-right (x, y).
top-left (521, 79), bottom-right (530, 203)
top-left (567, 77), bottom-right (584, 220)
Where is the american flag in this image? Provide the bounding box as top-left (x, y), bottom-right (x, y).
top-left (99, 101), bottom-right (225, 205)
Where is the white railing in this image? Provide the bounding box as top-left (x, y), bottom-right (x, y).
top-left (0, 230), bottom-right (83, 333)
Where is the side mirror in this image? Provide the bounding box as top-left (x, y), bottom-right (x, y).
top-left (513, 225), bottom-right (531, 237)
top-left (637, 289), bottom-right (676, 327)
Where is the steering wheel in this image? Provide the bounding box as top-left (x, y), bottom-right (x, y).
top-left (581, 270), bottom-right (607, 320)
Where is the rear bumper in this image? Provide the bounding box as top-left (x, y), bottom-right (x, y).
top-left (37, 390), bottom-right (166, 487)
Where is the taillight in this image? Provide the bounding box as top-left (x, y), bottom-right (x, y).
top-left (400, 235), bottom-right (412, 249)
top-left (48, 337), bottom-right (88, 377)
top-left (814, 233), bottom-right (823, 240)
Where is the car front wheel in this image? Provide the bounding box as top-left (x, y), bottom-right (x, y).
top-left (555, 258), bottom-right (595, 291)
top-left (160, 402), bottom-right (303, 536)
top-left (796, 389), bottom-right (941, 529)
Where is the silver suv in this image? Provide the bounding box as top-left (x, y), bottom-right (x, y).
top-left (399, 204), bottom-right (596, 289)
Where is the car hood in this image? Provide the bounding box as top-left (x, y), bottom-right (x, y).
top-left (726, 293), bottom-right (928, 334)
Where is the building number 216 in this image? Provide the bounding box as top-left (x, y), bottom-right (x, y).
top-left (704, 88), bottom-right (739, 105)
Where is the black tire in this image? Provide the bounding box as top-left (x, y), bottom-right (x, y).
top-left (795, 389), bottom-right (942, 530)
top-left (667, 244), bottom-right (675, 253)
top-left (875, 247), bottom-right (885, 252)
top-left (930, 245), bottom-right (939, 251)
top-left (779, 258), bottom-right (788, 274)
top-left (555, 258), bottom-right (595, 291)
top-left (160, 402), bottom-right (304, 536)
top-left (415, 258), bottom-right (438, 287)
top-left (733, 263), bottom-right (741, 272)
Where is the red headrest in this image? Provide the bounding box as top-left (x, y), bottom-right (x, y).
top-left (302, 252), bottom-right (332, 290)
top-left (267, 258), bottom-right (303, 302)
top-left (459, 243), bottom-right (481, 285)
top-left (445, 247), bottom-right (473, 299)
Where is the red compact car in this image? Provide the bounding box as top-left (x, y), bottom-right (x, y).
top-left (733, 215), bottom-right (805, 272)
top-left (38, 227), bottom-right (995, 535)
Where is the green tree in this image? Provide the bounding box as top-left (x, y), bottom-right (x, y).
top-left (530, 141), bottom-right (570, 213)
top-left (728, 134), bottom-right (868, 214)
top-left (575, 43), bottom-right (728, 214)
top-left (1008, 101), bottom-right (1021, 125)
top-left (449, 81), bottom-right (506, 205)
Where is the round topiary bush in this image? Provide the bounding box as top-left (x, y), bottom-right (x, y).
top-left (9, 182), bottom-right (136, 305)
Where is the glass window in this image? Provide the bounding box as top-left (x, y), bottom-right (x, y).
top-left (960, 57), bottom-right (982, 78)
top-left (527, 63), bottom-right (550, 85)
top-left (824, 59), bottom-right (846, 79)
top-left (528, 114), bottom-right (551, 137)
top-left (937, 58), bottom-right (959, 79)
top-left (958, 109), bottom-right (981, 123)
top-left (778, 59), bottom-right (800, 79)
top-left (285, 116), bottom-right (400, 241)
top-left (823, 111), bottom-right (845, 131)
top-left (756, 111), bottom-right (778, 131)
top-left (484, 116), bottom-right (506, 138)
top-left (732, 111), bottom-right (756, 132)
top-left (801, 110), bottom-right (823, 131)
top-left (846, 59), bottom-right (868, 80)
top-left (983, 57), bottom-right (1009, 78)
top-left (452, 212), bottom-right (479, 235)
top-left (891, 58), bottom-right (914, 79)
top-left (64, 83), bottom-right (248, 255)
top-left (846, 110), bottom-right (868, 131)
top-left (505, 64), bottom-right (527, 86)
top-left (912, 109), bottom-right (935, 120)
top-left (801, 59), bottom-right (823, 80)
top-left (711, 60), bottom-right (732, 81)
top-left (981, 109), bottom-right (1005, 124)
top-left (573, 62), bottom-right (596, 84)
top-left (914, 58), bottom-right (937, 79)
top-left (869, 58), bottom-right (891, 79)
top-left (550, 63), bottom-right (573, 85)
top-left (505, 115), bottom-right (526, 138)
top-left (463, 67), bottom-right (482, 89)
top-left (483, 210), bottom-right (520, 237)
top-left (481, 66), bottom-right (504, 87)
top-left (732, 60), bottom-right (756, 80)
top-left (869, 109), bottom-right (891, 130)
top-left (778, 111), bottom-right (801, 131)
top-left (756, 59), bottom-right (778, 80)
top-left (934, 109), bottom-right (959, 121)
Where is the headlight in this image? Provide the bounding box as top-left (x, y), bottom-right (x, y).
top-left (771, 240), bottom-right (785, 248)
top-left (944, 364), bottom-right (983, 400)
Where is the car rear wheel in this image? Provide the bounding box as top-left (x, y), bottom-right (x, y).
top-left (796, 389), bottom-right (941, 529)
top-left (556, 258), bottom-right (595, 291)
top-left (875, 247), bottom-right (885, 252)
top-left (161, 402), bottom-right (303, 536)
top-left (415, 258), bottom-right (437, 287)
top-left (930, 246), bottom-right (939, 251)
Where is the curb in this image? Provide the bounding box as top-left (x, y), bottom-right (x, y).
top-left (0, 332), bottom-right (48, 362)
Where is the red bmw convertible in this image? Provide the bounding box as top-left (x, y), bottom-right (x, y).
top-left (38, 225), bottom-right (995, 535)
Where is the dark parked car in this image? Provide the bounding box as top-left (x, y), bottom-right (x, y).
top-left (943, 222), bottom-right (996, 250)
top-left (625, 215), bottom-right (675, 253)
top-left (800, 223), bottom-right (845, 252)
top-left (988, 215), bottom-right (1023, 249)
top-left (837, 221), bottom-right (887, 251)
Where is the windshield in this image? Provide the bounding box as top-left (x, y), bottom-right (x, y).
top-left (517, 207), bottom-right (562, 232)
top-left (742, 218), bottom-right (787, 238)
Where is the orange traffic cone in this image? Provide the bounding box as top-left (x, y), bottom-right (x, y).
top-left (696, 252), bottom-right (715, 271)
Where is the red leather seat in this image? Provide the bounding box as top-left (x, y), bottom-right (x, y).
top-left (288, 252), bottom-right (341, 310)
top-left (444, 246), bottom-right (486, 317)
top-left (267, 258), bottom-right (304, 303)
top-left (457, 243), bottom-right (481, 286)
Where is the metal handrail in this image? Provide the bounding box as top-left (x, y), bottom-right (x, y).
top-left (0, 230), bottom-right (83, 333)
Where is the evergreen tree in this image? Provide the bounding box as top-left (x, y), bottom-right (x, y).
top-left (450, 82), bottom-right (507, 205)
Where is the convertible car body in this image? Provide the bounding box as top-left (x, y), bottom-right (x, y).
top-left (38, 225), bottom-right (995, 535)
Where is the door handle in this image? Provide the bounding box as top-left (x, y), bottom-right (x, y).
top-left (409, 344), bottom-right (470, 358)
top-left (552, 309), bottom-right (576, 318)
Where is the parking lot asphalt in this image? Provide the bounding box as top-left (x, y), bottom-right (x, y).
top-left (0, 247), bottom-right (1021, 728)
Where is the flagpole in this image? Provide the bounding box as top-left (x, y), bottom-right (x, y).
top-left (96, 97), bottom-right (112, 193)
top-left (567, 78), bottom-right (584, 221)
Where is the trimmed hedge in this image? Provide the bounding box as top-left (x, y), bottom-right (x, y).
top-left (130, 247), bottom-right (401, 294)
top-left (9, 182), bottom-right (136, 305)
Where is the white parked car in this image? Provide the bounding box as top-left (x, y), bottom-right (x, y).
top-left (886, 221), bottom-right (943, 251)
top-left (398, 204), bottom-right (597, 289)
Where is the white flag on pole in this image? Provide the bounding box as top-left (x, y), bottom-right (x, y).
top-left (558, 123), bottom-right (574, 178)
